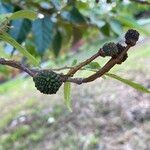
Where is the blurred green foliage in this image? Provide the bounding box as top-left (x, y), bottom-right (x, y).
top-left (0, 0), bottom-right (150, 83)
top-left (0, 0), bottom-right (150, 59)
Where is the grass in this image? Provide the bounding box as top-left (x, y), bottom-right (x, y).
top-left (0, 76), bottom-right (24, 94)
top-left (0, 98), bottom-right (37, 130)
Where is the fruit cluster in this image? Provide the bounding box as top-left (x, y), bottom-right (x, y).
top-left (100, 29), bottom-right (139, 58)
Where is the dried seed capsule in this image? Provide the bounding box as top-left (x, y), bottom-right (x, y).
top-left (101, 42), bottom-right (118, 57)
top-left (125, 29), bottom-right (139, 46)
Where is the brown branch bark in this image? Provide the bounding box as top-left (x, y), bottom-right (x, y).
top-left (130, 0), bottom-right (150, 5)
top-left (0, 58), bottom-right (35, 77)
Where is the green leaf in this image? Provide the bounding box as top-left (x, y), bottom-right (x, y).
top-left (101, 23), bottom-right (110, 36)
top-left (86, 62), bottom-right (101, 69)
top-left (9, 10), bottom-right (37, 20)
top-left (82, 66), bottom-right (106, 79)
top-left (51, 0), bottom-right (61, 10)
top-left (106, 73), bottom-right (150, 94)
top-left (58, 23), bottom-right (72, 45)
top-left (0, 66), bottom-right (9, 75)
top-left (0, 14), bottom-right (11, 25)
top-left (64, 82), bottom-right (72, 112)
top-left (90, 18), bottom-right (105, 29)
top-left (9, 19), bottom-right (31, 43)
top-left (71, 59), bottom-right (78, 66)
top-left (0, 32), bottom-right (39, 66)
top-left (0, 2), bottom-right (13, 14)
top-left (61, 6), bottom-right (86, 25)
top-left (0, 10), bottom-right (36, 31)
top-left (52, 30), bottom-right (62, 57)
top-left (32, 17), bottom-right (54, 55)
top-left (110, 20), bottom-right (123, 35)
top-left (116, 15), bottom-right (150, 35)
top-left (25, 39), bottom-right (38, 57)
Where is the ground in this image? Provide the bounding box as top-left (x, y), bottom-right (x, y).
top-left (0, 38), bottom-right (150, 150)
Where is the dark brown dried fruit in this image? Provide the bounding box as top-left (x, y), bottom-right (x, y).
top-left (101, 42), bottom-right (118, 57)
top-left (125, 29), bottom-right (139, 46)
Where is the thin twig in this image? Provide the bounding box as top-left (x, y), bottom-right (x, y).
top-left (0, 58), bottom-right (35, 77)
top-left (82, 45), bottom-right (131, 83)
top-left (130, 0), bottom-right (150, 5)
top-left (66, 49), bottom-right (102, 77)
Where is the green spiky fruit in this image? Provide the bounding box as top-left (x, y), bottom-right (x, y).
top-left (33, 70), bottom-right (63, 94)
top-left (125, 29), bottom-right (139, 46)
top-left (102, 42), bottom-right (118, 57)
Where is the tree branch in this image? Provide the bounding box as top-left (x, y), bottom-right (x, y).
top-left (60, 45), bottom-right (131, 84)
top-left (82, 45), bottom-right (131, 83)
top-left (0, 27), bottom-right (138, 86)
top-left (130, 0), bottom-right (150, 5)
top-left (66, 49), bottom-right (103, 77)
top-left (0, 45), bottom-right (131, 85)
top-left (0, 58), bottom-right (35, 77)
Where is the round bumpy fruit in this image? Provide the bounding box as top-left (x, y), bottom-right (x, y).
top-left (33, 70), bottom-right (63, 94)
top-left (125, 29), bottom-right (139, 46)
top-left (101, 42), bottom-right (118, 57)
